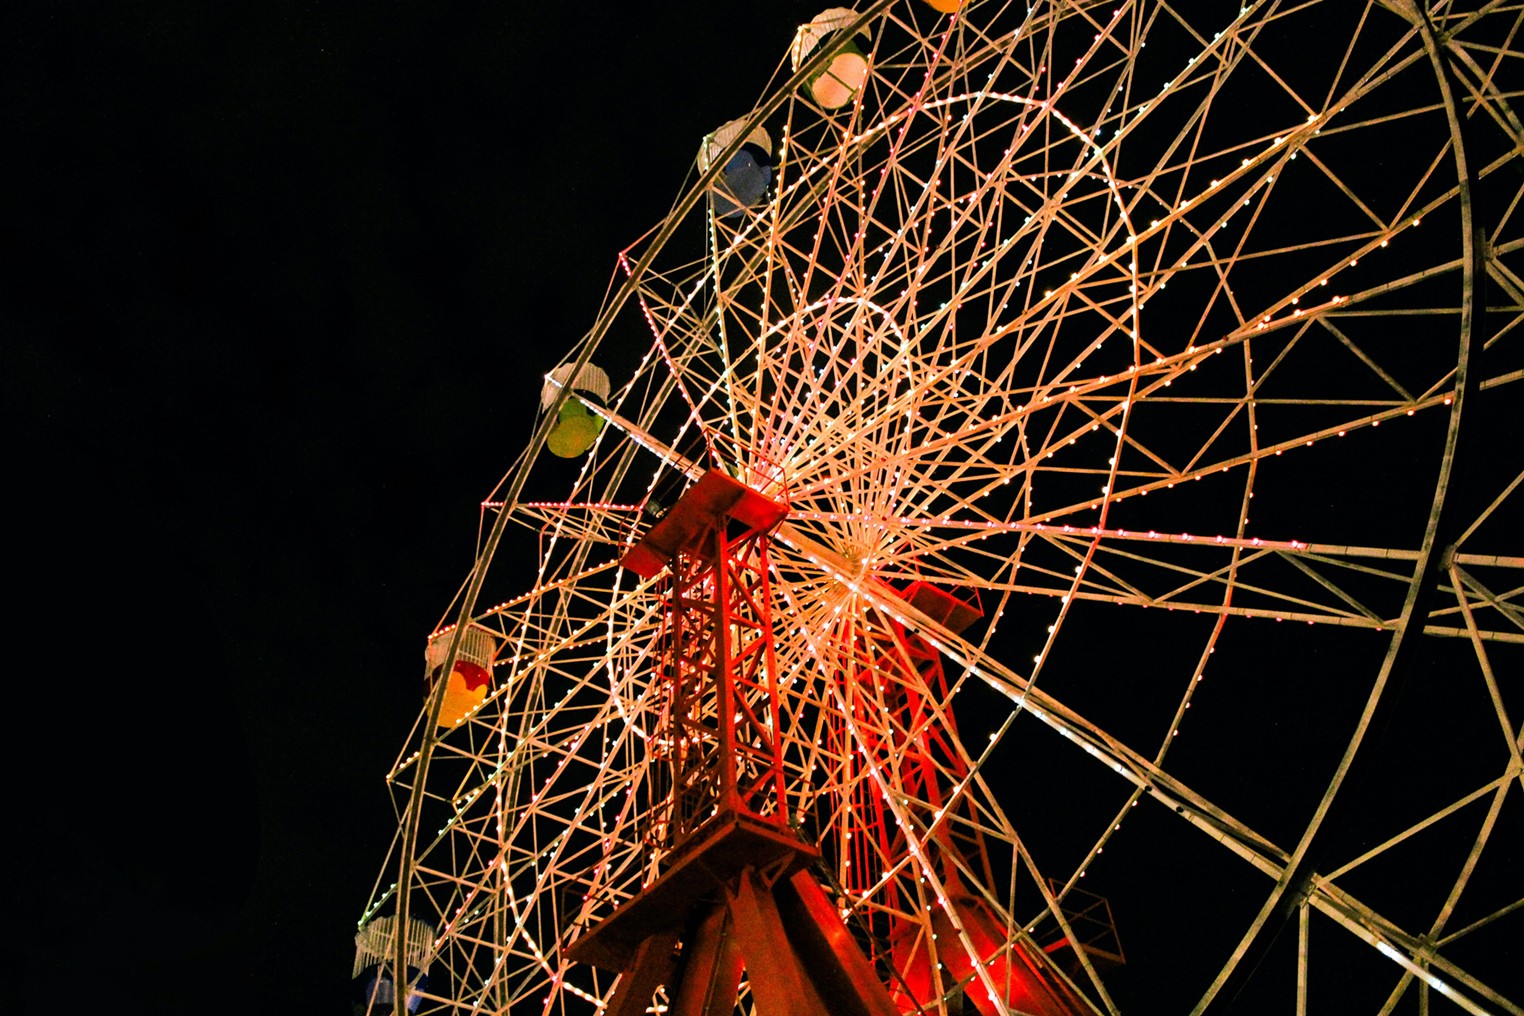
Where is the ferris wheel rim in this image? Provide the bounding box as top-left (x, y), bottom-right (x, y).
top-left (366, 5), bottom-right (1524, 1014)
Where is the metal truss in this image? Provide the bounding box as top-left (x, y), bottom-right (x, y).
top-left (360, 3), bottom-right (1524, 1013)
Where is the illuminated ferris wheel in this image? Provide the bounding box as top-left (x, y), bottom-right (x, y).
top-left (357, 2), bottom-right (1524, 1013)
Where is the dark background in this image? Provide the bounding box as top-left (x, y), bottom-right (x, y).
top-left (6, 3), bottom-right (1518, 1015)
top-left (4, 3), bottom-right (827, 1012)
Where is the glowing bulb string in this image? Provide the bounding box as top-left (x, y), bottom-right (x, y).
top-left (507, 501), bottom-right (644, 513)
top-left (788, 509), bottom-right (1316, 549)
top-left (783, 509), bottom-right (1456, 573)
top-left (400, 597), bottom-right (665, 792)
top-left (774, 518), bottom-right (1290, 867)
top-left (768, 337), bottom-right (1444, 516)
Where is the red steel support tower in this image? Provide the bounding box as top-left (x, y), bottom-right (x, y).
top-left (571, 471), bottom-right (900, 1016)
top-left (570, 470), bottom-right (1101, 1016)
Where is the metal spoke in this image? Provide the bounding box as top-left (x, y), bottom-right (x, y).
top-left (358, 4), bottom-right (1524, 1013)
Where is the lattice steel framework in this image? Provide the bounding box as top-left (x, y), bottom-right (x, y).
top-left (360, 2), bottom-right (1524, 1013)
top-left (634, 474), bottom-right (792, 848)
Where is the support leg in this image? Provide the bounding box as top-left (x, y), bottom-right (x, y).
top-left (670, 904), bottom-right (745, 1016)
top-left (726, 867), bottom-right (825, 1016)
top-left (605, 929), bottom-right (680, 1016)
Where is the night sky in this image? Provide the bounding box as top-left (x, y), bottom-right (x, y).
top-left (6, 3), bottom-right (832, 1012)
top-left (7, 3), bottom-right (1521, 1015)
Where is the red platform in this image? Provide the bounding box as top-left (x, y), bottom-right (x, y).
top-left (565, 810), bottom-right (815, 972)
top-left (621, 471), bottom-right (788, 579)
top-left (900, 580), bottom-right (983, 636)
top-left (565, 811), bottom-right (898, 1016)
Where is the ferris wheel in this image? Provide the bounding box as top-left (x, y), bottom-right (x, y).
top-left (357, 2), bottom-right (1524, 1014)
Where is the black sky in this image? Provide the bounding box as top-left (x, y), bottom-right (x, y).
top-left (5, 3), bottom-right (831, 1013)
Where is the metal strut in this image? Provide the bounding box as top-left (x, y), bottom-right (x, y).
top-left (571, 470), bottom-right (900, 1015)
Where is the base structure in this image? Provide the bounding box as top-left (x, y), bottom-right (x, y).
top-left (567, 810), bottom-right (900, 1016)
